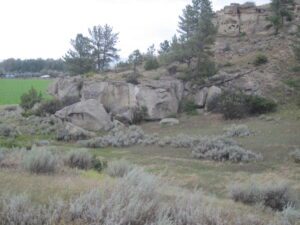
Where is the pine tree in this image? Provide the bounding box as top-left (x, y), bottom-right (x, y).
top-left (64, 34), bottom-right (93, 75)
top-left (128, 50), bottom-right (143, 73)
top-left (177, 0), bottom-right (217, 79)
top-left (158, 40), bottom-right (171, 55)
top-left (88, 24), bottom-right (119, 72)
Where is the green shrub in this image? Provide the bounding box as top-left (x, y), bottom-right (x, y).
top-left (219, 91), bottom-right (277, 119)
top-left (253, 54), bottom-right (268, 66)
top-left (35, 96), bottom-right (80, 116)
top-left (65, 150), bottom-right (92, 170)
top-left (144, 58), bottom-right (159, 71)
top-left (35, 99), bottom-right (62, 116)
top-left (245, 95), bottom-right (277, 114)
top-left (181, 99), bottom-right (198, 115)
top-left (23, 149), bottom-right (57, 174)
top-left (220, 91), bottom-right (248, 119)
top-left (20, 87), bottom-right (42, 110)
top-left (91, 156), bottom-right (107, 172)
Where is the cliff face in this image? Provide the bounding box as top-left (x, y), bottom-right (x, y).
top-left (215, 1), bottom-right (300, 37)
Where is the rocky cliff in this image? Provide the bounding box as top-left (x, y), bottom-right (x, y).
top-left (215, 1), bottom-right (300, 37)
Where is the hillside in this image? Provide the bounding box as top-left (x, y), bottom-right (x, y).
top-left (0, 1), bottom-right (299, 225)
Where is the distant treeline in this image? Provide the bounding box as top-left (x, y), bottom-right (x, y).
top-left (0, 58), bottom-right (66, 76)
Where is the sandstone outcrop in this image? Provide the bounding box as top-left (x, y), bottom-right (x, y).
top-left (55, 99), bottom-right (112, 132)
top-left (51, 78), bottom-right (184, 122)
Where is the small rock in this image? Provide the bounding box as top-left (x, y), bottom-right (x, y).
top-left (35, 140), bottom-right (50, 146)
top-left (160, 118), bottom-right (180, 126)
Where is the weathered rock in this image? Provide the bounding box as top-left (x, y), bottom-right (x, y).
top-left (194, 88), bottom-right (208, 108)
top-left (205, 86), bottom-right (222, 111)
top-left (55, 99), bottom-right (113, 132)
top-left (57, 122), bottom-right (96, 141)
top-left (49, 76), bottom-right (83, 99)
top-left (160, 118), bottom-right (179, 126)
top-left (216, 2), bottom-right (271, 37)
top-left (81, 79), bottom-right (184, 121)
top-left (50, 77), bottom-right (187, 121)
top-left (136, 80), bottom-right (183, 120)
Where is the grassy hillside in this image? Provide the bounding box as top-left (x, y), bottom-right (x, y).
top-left (0, 79), bottom-right (52, 105)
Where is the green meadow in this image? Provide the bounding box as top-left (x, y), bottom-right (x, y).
top-left (0, 79), bottom-right (52, 105)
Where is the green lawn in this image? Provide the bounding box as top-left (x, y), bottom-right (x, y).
top-left (0, 78), bottom-right (53, 105)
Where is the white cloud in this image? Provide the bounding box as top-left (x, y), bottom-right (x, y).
top-left (0, 0), bottom-right (270, 60)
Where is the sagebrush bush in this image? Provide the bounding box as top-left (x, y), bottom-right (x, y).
top-left (103, 168), bottom-right (161, 224)
top-left (289, 149), bottom-right (300, 163)
top-left (0, 195), bottom-right (41, 225)
top-left (253, 54), bottom-right (268, 66)
top-left (69, 189), bottom-right (102, 222)
top-left (229, 181), bottom-right (296, 211)
top-left (0, 124), bottom-right (18, 138)
top-left (65, 150), bottom-right (92, 170)
top-left (106, 159), bottom-right (133, 177)
top-left (80, 125), bottom-right (145, 148)
top-left (1, 168), bottom-right (296, 225)
top-left (20, 87), bottom-right (43, 110)
top-left (225, 124), bottom-right (252, 137)
top-left (23, 149), bottom-right (57, 174)
top-left (192, 136), bottom-right (262, 162)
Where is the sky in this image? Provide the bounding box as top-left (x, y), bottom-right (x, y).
top-left (0, 0), bottom-right (270, 61)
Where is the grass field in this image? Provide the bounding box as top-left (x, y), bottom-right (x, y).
top-left (0, 78), bottom-right (52, 105)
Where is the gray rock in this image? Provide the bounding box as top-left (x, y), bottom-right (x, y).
top-left (205, 86), bottom-right (222, 111)
top-left (51, 76), bottom-right (184, 122)
top-left (194, 88), bottom-right (208, 108)
top-left (55, 99), bottom-right (113, 132)
top-left (160, 118), bottom-right (180, 126)
top-left (49, 76), bottom-right (82, 99)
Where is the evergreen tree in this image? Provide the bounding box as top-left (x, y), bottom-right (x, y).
top-left (64, 34), bottom-right (93, 75)
top-left (158, 40), bottom-right (171, 55)
top-left (128, 50), bottom-right (143, 72)
top-left (177, 0), bottom-right (217, 79)
top-left (88, 24), bottom-right (119, 72)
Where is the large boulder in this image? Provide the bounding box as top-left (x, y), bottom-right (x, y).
top-left (55, 99), bottom-right (112, 132)
top-left (81, 81), bottom-right (138, 122)
top-left (205, 86), bottom-right (222, 111)
top-left (48, 76), bottom-right (82, 99)
top-left (136, 80), bottom-right (184, 120)
top-left (82, 79), bottom-right (184, 121)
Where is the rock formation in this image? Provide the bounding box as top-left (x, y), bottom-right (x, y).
top-left (55, 99), bottom-right (113, 132)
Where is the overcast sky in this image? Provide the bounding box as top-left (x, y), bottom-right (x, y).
top-left (0, 0), bottom-right (270, 61)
